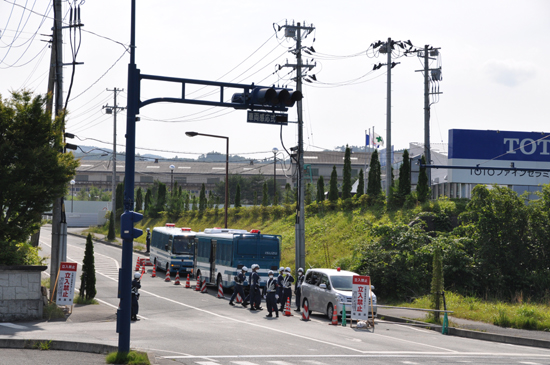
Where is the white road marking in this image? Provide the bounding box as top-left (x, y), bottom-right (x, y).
top-left (519, 362), bottom-right (542, 365)
top-left (0, 323), bottom-right (27, 330)
top-left (163, 353), bottom-right (550, 359)
top-left (268, 361), bottom-right (294, 365)
top-left (195, 362), bottom-right (220, 365)
top-left (301, 361), bottom-right (327, 365)
top-left (402, 362), bottom-right (418, 364)
top-left (231, 362), bottom-right (258, 365)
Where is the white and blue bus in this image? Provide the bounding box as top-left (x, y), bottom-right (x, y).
top-left (150, 224), bottom-right (197, 275)
top-left (194, 228), bottom-right (281, 289)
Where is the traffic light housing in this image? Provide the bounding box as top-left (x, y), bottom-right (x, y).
top-left (120, 210), bottom-right (143, 240)
top-left (231, 87), bottom-right (302, 111)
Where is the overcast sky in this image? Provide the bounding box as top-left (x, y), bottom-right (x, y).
top-left (2, 0), bottom-right (549, 160)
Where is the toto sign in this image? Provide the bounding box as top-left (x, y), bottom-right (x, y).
top-left (448, 129), bottom-right (550, 185)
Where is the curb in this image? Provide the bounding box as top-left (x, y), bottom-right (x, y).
top-left (380, 314), bottom-right (550, 350)
top-left (0, 338), bottom-right (118, 354)
top-left (67, 232), bottom-right (149, 256)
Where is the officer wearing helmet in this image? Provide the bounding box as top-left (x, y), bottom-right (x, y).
top-left (246, 264), bottom-right (262, 311)
top-left (295, 268), bottom-right (305, 312)
top-left (145, 228), bottom-right (151, 253)
top-left (229, 266), bottom-right (248, 307)
top-left (276, 267), bottom-right (284, 306)
top-left (131, 272), bottom-right (141, 321)
top-left (263, 270), bottom-right (279, 318)
top-left (280, 267), bottom-right (294, 312)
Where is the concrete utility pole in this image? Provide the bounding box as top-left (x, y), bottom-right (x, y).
top-left (104, 88), bottom-right (125, 218)
top-left (280, 21), bottom-right (315, 272)
top-left (385, 38), bottom-right (392, 198)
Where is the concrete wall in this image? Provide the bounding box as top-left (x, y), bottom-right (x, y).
top-left (0, 266), bottom-right (47, 321)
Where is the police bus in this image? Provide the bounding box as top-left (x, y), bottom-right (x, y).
top-left (194, 228), bottom-right (281, 289)
top-left (150, 223), bottom-right (196, 275)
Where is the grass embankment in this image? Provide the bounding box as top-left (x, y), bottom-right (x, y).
top-left (400, 292), bottom-right (550, 331)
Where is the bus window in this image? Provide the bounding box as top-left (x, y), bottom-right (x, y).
top-left (237, 239), bottom-right (257, 256)
top-left (172, 237), bottom-right (194, 255)
top-left (258, 239), bottom-right (279, 257)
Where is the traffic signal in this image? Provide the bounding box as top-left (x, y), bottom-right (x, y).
top-left (120, 210), bottom-right (143, 240)
top-left (231, 87), bottom-right (302, 111)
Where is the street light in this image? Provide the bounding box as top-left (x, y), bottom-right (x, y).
top-left (70, 180), bottom-right (75, 213)
top-left (272, 147), bottom-right (278, 205)
top-left (186, 131), bottom-right (229, 228)
top-left (169, 164), bottom-right (175, 192)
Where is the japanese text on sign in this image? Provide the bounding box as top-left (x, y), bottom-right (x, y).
top-left (247, 111), bottom-right (288, 125)
top-left (56, 262), bottom-right (77, 306)
top-left (351, 275), bottom-right (372, 320)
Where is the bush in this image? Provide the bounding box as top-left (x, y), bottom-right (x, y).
top-left (0, 241), bottom-right (45, 266)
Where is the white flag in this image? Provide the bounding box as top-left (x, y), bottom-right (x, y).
top-left (372, 132), bottom-right (384, 148)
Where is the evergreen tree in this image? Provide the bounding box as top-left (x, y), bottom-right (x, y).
top-left (79, 234), bottom-right (97, 300)
top-left (199, 183), bottom-right (207, 213)
top-left (253, 191), bottom-right (258, 206)
top-left (115, 182), bottom-right (124, 220)
top-left (356, 169), bottom-right (365, 198)
top-left (398, 149), bottom-right (411, 199)
top-left (274, 190), bottom-right (279, 206)
top-left (191, 195), bottom-right (198, 211)
top-left (417, 155), bottom-right (429, 202)
top-left (156, 182), bottom-right (167, 212)
top-left (144, 188), bottom-right (152, 214)
top-left (305, 183), bottom-right (313, 205)
top-left (235, 183), bottom-right (242, 208)
top-left (215, 196), bottom-right (220, 209)
top-left (431, 247), bottom-right (444, 323)
top-left (284, 183), bottom-right (293, 204)
top-left (328, 166), bottom-right (339, 202)
top-left (262, 181), bottom-right (269, 206)
top-left (135, 187), bottom-right (143, 211)
top-left (183, 191), bottom-right (190, 211)
top-left (367, 150), bottom-right (382, 196)
top-left (107, 211), bottom-right (116, 240)
top-left (342, 145), bottom-right (352, 199)
top-left (317, 176), bottom-right (325, 202)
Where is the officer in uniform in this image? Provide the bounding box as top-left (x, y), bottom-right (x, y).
top-left (276, 267), bottom-right (284, 307)
top-left (263, 270), bottom-right (279, 318)
top-left (229, 266), bottom-right (248, 307)
top-left (145, 228), bottom-right (151, 253)
top-left (245, 264), bottom-right (261, 310)
top-left (131, 272), bottom-right (141, 321)
top-left (280, 267), bottom-right (294, 312)
top-left (295, 267), bottom-right (304, 312)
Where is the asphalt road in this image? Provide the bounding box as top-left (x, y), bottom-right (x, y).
top-left (7, 227), bottom-right (550, 365)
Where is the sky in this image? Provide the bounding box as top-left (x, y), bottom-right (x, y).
top-left (1, 0), bottom-right (549, 161)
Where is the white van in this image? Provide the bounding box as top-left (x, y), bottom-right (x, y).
top-left (301, 268), bottom-right (377, 320)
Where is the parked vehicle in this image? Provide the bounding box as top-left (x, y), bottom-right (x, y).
top-left (300, 268), bottom-right (377, 319)
top-left (150, 223), bottom-right (196, 275)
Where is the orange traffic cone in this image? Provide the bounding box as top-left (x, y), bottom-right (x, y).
top-left (174, 271), bottom-right (181, 285)
top-left (195, 275), bottom-right (201, 291)
top-left (151, 265), bottom-right (156, 278)
top-left (284, 297), bottom-right (292, 316)
top-left (217, 280), bottom-right (224, 298)
top-left (141, 264), bottom-right (145, 275)
top-left (301, 302), bottom-right (310, 321)
top-left (134, 259), bottom-right (141, 271)
top-left (236, 293), bottom-right (242, 304)
top-left (164, 268), bottom-right (171, 282)
top-left (330, 303), bottom-right (338, 325)
top-left (185, 274), bottom-right (190, 288)
top-left (201, 277), bottom-right (207, 293)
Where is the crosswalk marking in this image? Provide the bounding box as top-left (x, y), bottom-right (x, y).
top-left (268, 361), bottom-right (294, 365)
top-left (231, 362), bottom-right (260, 365)
top-left (195, 362), bottom-right (220, 365)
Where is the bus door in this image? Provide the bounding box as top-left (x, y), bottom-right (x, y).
top-left (209, 239), bottom-right (217, 283)
top-left (193, 240), bottom-right (199, 278)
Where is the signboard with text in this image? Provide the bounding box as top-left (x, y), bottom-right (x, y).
top-left (351, 275), bottom-right (371, 320)
top-left (247, 111), bottom-right (288, 125)
top-left (56, 262), bottom-right (77, 306)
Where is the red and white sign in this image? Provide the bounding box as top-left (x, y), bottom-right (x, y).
top-left (351, 275), bottom-right (371, 320)
top-left (56, 262), bottom-right (77, 305)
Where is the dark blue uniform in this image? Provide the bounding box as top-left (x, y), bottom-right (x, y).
top-left (277, 272), bottom-right (284, 306)
top-left (263, 277), bottom-right (279, 317)
top-left (146, 231), bottom-right (151, 253)
top-left (229, 271), bottom-right (246, 305)
top-left (280, 273), bottom-right (294, 311)
top-left (295, 273), bottom-right (304, 311)
top-left (246, 270), bottom-right (261, 310)
top-left (131, 278), bottom-right (141, 320)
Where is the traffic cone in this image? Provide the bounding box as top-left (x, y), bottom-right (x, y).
top-left (151, 265), bottom-right (156, 278)
top-left (195, 275), bottom-right (201, 291)
top-left (141, 264), bottom-right (145, 275)
top-left (164, 267), bottom-right (171, 282)
top-left (185, 274), bottom-right (190, 288)
top-left (134, 259), bottom-right (140, 271)
top-left (330, 303), bottom-right (338, 325)
top-left (301, 302), bottom-right (310, 321)
top-left (174, 271), bottom-right (181, 285)
top-left (201, 277), bottom-right (207, 293)
top-left (217, 280), bottom-right (224, 298)
top-left (236, 293), bottom-right (242, 304)
top-left (284, 297), bottom-right (292, 316)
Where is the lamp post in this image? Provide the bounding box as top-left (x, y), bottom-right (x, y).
top-left (186, 131), bottom-right (229, 228)
top-left (272, 147), bottom-right (278, 204)
top-left (70, 180), bottom-right (75, 213)
top-left (169, 164), bottom-right (175, 192)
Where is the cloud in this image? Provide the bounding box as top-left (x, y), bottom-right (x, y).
top-left (483, 59), bottom-right (536, 87)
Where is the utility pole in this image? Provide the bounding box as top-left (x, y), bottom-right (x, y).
top-left (280, 21), bottom-right (315, 272)
top-left (385, 38), bottom-right (392, 198)
top-left (104, 88), bottom-right (125, 219)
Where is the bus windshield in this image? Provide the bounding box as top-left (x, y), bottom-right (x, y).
top-left (172, 237), bottom-right (194, 254)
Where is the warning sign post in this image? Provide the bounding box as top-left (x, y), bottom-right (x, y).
top-left (55, 262), bottom-right (77, 306)
top-left (351, 275), bottom-right (375, 329)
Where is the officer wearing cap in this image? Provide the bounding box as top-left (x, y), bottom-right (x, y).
top-left (145, 228), bottom-right (151, 253)
top-left (263, 270), bottom-right (279, 318)
top-left (131, 272), bottom-right (141, 321)
top-left (295, 268), bottom-right (304, 312)
top-left (280, 267), bottom-right (294, 312)
top-left (229, 266), bottom-right (248, 307)
top-left (276, 267), bottom-right (284, 307)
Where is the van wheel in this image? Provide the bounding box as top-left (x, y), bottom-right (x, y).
top-left (303, 298), bottom-right (310, 316)
top-left (327, 303), bottom-right (334, 321)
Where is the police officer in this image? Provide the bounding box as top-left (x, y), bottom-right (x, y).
top-left (229, 266), bottom-right (248, 307)
top-left (145, 228), bottom-right (151, 253)
top-left (131, 272), bottom-right (141, 321)
top-left (295, 268), bottom-right (304, 312)
top-left (280, 267), bottom-right (294, 312)
top-left (246, 264), bottom-right (262, 311)
top-left (263, 270), bottom-right (279, 318)
top-left (276, 267), bottom-right (284, 306)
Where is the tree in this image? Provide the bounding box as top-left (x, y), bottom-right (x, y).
top-left (305, 183), bottom-right (313, 205)
top-left (367, 149), bottom-right (382, 197)
top-left (262, 181), bottom-right (269, 206)
top-left (79, 233), bottom-right (97, 300)
top-left (115, 182), bottom-right (124, 220)
top-left (284, 183), bottom-right (293, 204)
top-left (107, 211), bottom-right (116, 240)
top-left (398, 149), bottom-right (411, 200)
top-left (273, 190), bottom-right (279, 206)
top-left (235, 183), bottom-right (242, 208)
top-left (166, 191), bottom-right (183, 221)
top-left (417, 155), bottom-right (429, 202)
top-left (253, 191), bottom-right (258, 206)
top-left (0, 91), bottom-right (78, 247)
top-left (156, 182), bottom-right (167, 212)
top-left (199, 183), bottom-right (207, 213)
top-left (342, 145), bottom-right (352, 199)
top-left (317, 176), bottom-right (325, 202)
top-left (144, 188), bottom-right (152, 214)
top-left (328, 166), bottom-right (339, 202)
top-left (191, 195), bottom-right (198, 211)
top-left (356, 169), bottom-right (364, 198)
top-left (135, 187), bottom-right (143, 211)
